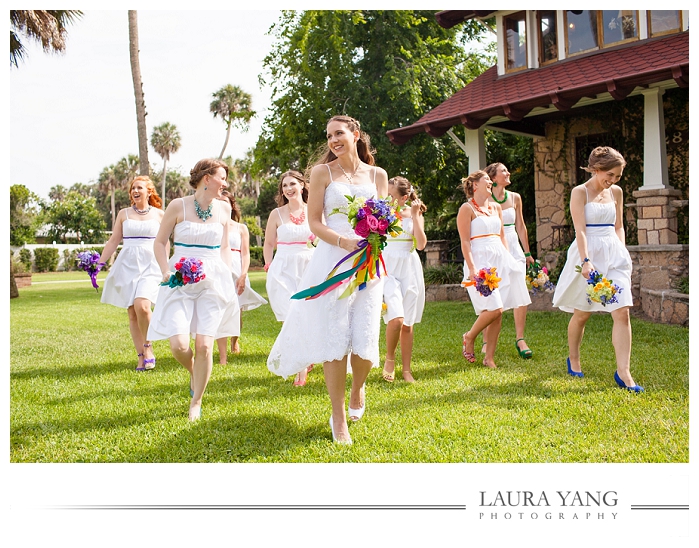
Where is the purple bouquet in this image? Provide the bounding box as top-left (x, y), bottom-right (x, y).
top-left (161, 257), bottom-right (205, 288)
top-left (76, 250), bottom-right (105, 290)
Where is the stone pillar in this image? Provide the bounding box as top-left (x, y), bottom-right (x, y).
top-left (633, 188), bottom-right (682, 245)
top-left (424, 240), bottom-right (450, 266)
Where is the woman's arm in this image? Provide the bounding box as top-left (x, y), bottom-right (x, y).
top-left (570, 186), bottom-right (593, 278)
top-left (153, 198), bottom-right (182, 281)
top-left (456, 203), bottom-right (476, 280)
top-left (237, 223), bottom-right (251, 295)
top-left (513, 192), bottom-right (534, 265)
top-left (411, 200), bottom-right (427, 251)
top-left (308, 164), bottom-right (361, 252)
top-left (262, 208), bottom-right (279, 268)
top-left (374, 167), bottom-right (389, 199)
top-left (99, 209), bottom-right (126, 264)
top-left (612, 185), bottom-right (626, 245)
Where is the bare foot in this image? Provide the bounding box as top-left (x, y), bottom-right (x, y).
top-left (188, 403), bottom-right (202, 422)
top-left (232, 340), bottom-right (241, 354)
top-left (402, 369), bottom-right (415, 383)
top-left (483, 358), bottom-right (497, 369)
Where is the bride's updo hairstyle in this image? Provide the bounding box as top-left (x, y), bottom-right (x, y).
top-left (459, 170), bottom-right (488, 199)
top-left (189, 158), bottom-right (229, 190)
top-left (389, 176), bottom-right (427, 214)
top-left (583, 146), bottom-right (626, 173)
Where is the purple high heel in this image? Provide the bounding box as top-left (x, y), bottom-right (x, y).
top-left (143, 343), bottom-right (156, 370)
top-left (135, 352), bottom-right (146, 372)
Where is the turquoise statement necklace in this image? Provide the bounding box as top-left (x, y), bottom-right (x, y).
top-left (194, 199), bottom-right (213, 222)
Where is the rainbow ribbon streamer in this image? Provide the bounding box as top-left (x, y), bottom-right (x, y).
top-left (291, 239), bottom-right (387, 301)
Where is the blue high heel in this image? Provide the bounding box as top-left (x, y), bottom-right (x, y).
top-left (614, 371), bottom-right (644, 393)
top-left (567, 357), bottom-right (584, 378)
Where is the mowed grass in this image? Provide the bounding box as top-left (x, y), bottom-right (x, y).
top-left (10, 271), bottom-right (689, 462)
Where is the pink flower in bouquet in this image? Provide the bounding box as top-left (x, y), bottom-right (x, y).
top-left (366, 214), bottom-right (379, 232)
top-left (377, 219), bottom-right (389, 234)
top-left (355, 217), bottom-right (371, 238)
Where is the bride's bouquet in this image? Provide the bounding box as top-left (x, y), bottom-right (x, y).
top-left (292, 196), bottom-right (402, 300)
top-left (76, 250), bottom-right (105, 290)
top-left (161, 257), bottom-right (206, 288)
top-left (526, 260), bottom-right (555, 294)
top-left (462, 267), bottom-right (501, 297)
top-left (575, 266), bottom-right (622, 306)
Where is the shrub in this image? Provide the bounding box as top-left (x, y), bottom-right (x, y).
top-left (34, 247), bottom-right (60, 272)
top-left (674, 276), bottom-right (689, 294)
top-left (423, 263), bottom-right (463, 285)
top-left (18, 248), bottom-right (33, 271)
top-left (249, 246), bottom-right (264, 267)
top-left (547, 252), bottom-right (566, 285)
top-left (62, 249), bottom-right (77, 271)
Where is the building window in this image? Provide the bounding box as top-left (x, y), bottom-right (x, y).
top-left (538, 10), bottom-right (558, 64)
top-left (504, 11), bottom-right (527, 71)
top-left (648, 11), bottom-right (682, 37)
top-left (602, 10), bottom-right (638, 45)
top-left (565, 11), bottom-right (599, 55)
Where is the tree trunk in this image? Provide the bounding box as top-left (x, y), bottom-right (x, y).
top-left (128, 11), bottom-right (149, 176)
top-left (218, 123), bottom-right (232, 159)
top-left (161, 157), bottom-right (168, 208)
top-left (10, 268), bottom-right (19, 299)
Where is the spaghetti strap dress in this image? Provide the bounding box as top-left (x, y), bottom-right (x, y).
top-left (100, 209), bottom-right (161, 308)
top-left (552, 186), bottom-right (633, 313)
top-left (147, 198), bottom-right (240, 340)
top-left (265, 209), bottom-right (314, 321)
top-left (267, 166), bottom-right (384, 379)
top-left (501, 207), bottom-right (526, 263)
top-left (463, 205), bottom-right (531, 315)
top-left (228, 227), bottom-right (267, 311)
top-left (382, 214), bottom-right (425, 326)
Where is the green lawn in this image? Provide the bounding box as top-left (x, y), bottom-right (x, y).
top-left (10, 271), bottom-right (689, 462)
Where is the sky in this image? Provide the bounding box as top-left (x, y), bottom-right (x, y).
top-left (10, 10), bottom-right (282, 200)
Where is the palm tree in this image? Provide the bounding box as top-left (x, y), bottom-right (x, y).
top-left (10, 10), bottom-right (82, 67)
top-left (209, 84), bottom-right (255, 159)
top-left (128, 11), bottom-right (149, 175)
top-left (150, 122), bottom-right (181, 207)
top-left (96, 164), bottom-right (119, 230)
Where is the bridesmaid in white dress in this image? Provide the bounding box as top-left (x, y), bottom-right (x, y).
top-left (267, 115), bottom-right (389, 444)
top-left (381, 176), bottom-right (427, 383)
top-left (552, 147), bottom-right (642, 391)
top-left (99, 176), bottom-right (165, 371)
top-left (216, 190), bottom-right (267, 364)
top-left (262, 170), bottom-right (315, 385)
top-left (458, 171), bottom-right (531, 369)
top-left (485, 163), bottom-right (534, 359)
top-left (148, 159), bottom-right (240, 421)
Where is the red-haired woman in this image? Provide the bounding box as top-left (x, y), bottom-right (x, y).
top-left (100, 175), bottom-right (166, 371)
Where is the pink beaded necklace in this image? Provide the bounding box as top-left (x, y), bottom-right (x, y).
top-left (288, 205), bottom-right (306, 225)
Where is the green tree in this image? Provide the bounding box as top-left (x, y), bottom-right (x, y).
top-left (10, 184), bottom-right (42, 246)
top-left (94, 155), bottom-right (138, 229)
top-left (45, 190), bottom-right (106, 244)
top-left (10, 10), bottom-right (82, 67)
top-left (150, 121), bottom-right (181, 207)
top-left (128, 10), bottom-right (149, 175)
top-left (254, 10), bottom-right (493, 216)
top-left (210, 84), bottom-right (256, 159)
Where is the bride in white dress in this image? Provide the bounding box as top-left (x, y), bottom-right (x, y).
top-left (99, 176), bottom-right (165, 372)
top-left (148, 159), bottom-right (240, 421)
top-left (267, 115), bottom-right (389, 444)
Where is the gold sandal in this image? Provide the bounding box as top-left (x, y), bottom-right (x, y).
top-left (382, 358), bottom-right (395, 382)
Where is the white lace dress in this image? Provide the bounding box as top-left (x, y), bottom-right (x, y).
top-left (228, 227), bottom-right (267, 311)
top-left (100, 211), bottom-right (161, 308)
top-left (147, 199), bottom-right (240, 340)
top-left (267, 170), bottom-right (383, 379)
top-left (462, 207), bottom-right (531, 314)
top-left (265, 211), bottom-right (314, 321)
top-left (382, 215), bottom-right (425, 326)
top-left (552, 191), bottom-right (633, 313)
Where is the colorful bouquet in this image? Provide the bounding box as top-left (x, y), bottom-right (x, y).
top-left (307, 233), bottom-right (318, 248)
top-left (462, 267), bottom-right (501, 297)
top-left (575, 266), bottom-right (623, 306)
top-left (161, 257), bottom-right (206, 288)
top-left (526, 260), bottom-right (555, 294)
top-left (76, 250), bottom-right (105, 290)
top-left (292, 196), bottom-right (402, 300)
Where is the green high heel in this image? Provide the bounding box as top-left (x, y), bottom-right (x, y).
top-left (515, 338), bottom-right (533, 359)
